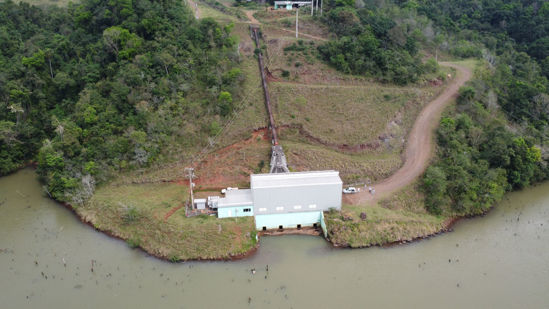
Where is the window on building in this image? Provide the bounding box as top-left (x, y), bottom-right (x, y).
top-left (243, 208), bottom-right (251, 212)
top-left (259, 208), bottom-right (267, 212)
top-left (308, 204), bottom-right (317, 209)
top-left (294, 205), bottom-right (302, 210)
top-left (276, 206), bottom-right (284, 211)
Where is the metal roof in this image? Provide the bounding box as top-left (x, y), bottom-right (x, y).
top-left (251, 170), bottom-right (342, 189)
top-left (217, 189), bottom-right (253, 208)
top-left (274, 1), bottom-right (312, 4)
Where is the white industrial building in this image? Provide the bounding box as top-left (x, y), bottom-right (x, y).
top-left (212, 170), bottom-right (342, 231)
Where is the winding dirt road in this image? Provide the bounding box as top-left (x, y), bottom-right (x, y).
top-left (346, 62), bottom-right (472, 205)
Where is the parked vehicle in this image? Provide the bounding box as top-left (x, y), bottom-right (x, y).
top-left (221, 187), bottom-right (238, 194)
top-left (343, 187), bottom-right (359, 194)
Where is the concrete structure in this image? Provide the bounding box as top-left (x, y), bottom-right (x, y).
top-left (216, 189), bottom-right (254, 218)
top-left (207, 195), bottom-right (219, 208)
top-left (251, 171), bottom-right (342, 230)
top-left (212, 171), bottom-right (342, 230)
top-left (270, 145), bottom-right (289, 173)
top-left (194, 198), bottom-right (206, 210)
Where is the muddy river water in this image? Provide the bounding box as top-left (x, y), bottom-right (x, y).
top-left (1, 168), bottom-right (549, 308)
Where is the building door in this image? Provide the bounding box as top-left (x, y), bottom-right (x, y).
top-left (227, 210), bottom-right (232, 217)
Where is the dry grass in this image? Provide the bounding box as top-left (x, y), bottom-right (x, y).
top-left (81, 182), bottom-right (256, 260)
top-left (282, 140), bottom-right (402, 184)
top-left (20, 0), bottom-right (72, 7)
top-left (271, 82), bottom-right (419, 145)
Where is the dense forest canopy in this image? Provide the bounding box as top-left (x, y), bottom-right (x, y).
top-left (0, 0), bottom-right (241, 202)
top-left (317, 0), bottom-right (432, 84)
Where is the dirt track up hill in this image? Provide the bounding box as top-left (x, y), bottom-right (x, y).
top-left (347, 63), bottom-right (473, 205)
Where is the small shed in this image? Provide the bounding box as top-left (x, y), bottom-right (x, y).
top-left (194, 198), bottom-right (206, 210)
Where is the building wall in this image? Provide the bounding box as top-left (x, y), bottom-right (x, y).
top-left (255, 211), bottom-right (322, 230)
top-left (217, 206), bottom-right (254, 218)
top-left (252, 182), bottom-right (342, 215)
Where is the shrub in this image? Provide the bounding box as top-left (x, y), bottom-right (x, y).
top-left (126, 237), bottom-right (141, 248)
top-left (122, 206), bottom-right (141, 224)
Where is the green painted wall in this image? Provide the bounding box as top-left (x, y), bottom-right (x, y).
top-left (255, 211), bottom-right (322, 230)
top-left (217, 206), bottom-right (254, 218)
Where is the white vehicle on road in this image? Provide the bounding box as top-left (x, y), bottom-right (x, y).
top-left (342, 187), bottom-right (359, 194)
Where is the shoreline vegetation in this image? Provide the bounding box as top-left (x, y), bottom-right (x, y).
top-left (2, 0), bottom-right (548, 261)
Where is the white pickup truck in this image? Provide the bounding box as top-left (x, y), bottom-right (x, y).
top-left (342, 187), bottom-right (359, 194)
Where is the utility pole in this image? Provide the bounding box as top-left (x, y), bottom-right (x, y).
top-left (296, 7), bottom-right (299, 38)
top-left (185, 167), bottom-right (195, 209)
top-left (320, 0), bottom-right (323, 15)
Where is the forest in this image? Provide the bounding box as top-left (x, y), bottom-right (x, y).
top-left (317, 0), bottom-right (430, 84)
top-left (412, 0), bottom-right (549, 215)
top-left (0, 0), bottom-right (241, 203)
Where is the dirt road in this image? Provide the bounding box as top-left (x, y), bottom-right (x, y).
top-left (245, 10), bottom-right (260, 24)
top-left (346, 62), bottom-right (473, 205)
top-left (187, 0), bottom-right (200, 19)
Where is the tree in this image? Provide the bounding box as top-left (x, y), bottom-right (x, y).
top-left (423, 166), bottom-right (448, 214)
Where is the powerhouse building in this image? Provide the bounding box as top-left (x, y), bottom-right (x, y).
top-left (215, 170), bottom-right (342, 230)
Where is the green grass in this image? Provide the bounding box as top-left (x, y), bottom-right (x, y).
top-left (378, 182), bottom-right (427, 213)
top-left (325, 183), bottom-right (447, 247)
top-left (197, 2), bottom-right (239, 22)
top-left (325, 204), bottom-right (446, 248)
top-left (79, 182), bottom-right (257, 260)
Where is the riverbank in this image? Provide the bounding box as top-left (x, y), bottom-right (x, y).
top-left (3, 168), bottom-right (549, 308)
top-left (5, 167), bottom-right (545, 262)
top-left (73, 182), bottom-right (258, 262)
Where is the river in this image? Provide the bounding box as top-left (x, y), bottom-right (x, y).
top-left (1, 168), bottom-right (548, 308)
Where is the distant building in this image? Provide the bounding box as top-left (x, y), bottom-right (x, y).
top-left (213, 170), bottom-right (342, 231)
top-left (274, 1), bottom-right (312, 10)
